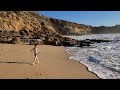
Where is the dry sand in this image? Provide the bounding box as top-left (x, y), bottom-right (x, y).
top-left (0, 44), bottom-right (99, 79)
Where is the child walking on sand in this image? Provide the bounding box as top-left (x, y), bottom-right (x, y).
top-left (29, 44), bottom-right (40, 65)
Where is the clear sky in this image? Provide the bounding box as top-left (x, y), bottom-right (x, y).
top-left (37, 11), bottom-right (120, 26)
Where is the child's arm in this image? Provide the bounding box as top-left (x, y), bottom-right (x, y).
top-left (28, 48), bottom-right (34, 53)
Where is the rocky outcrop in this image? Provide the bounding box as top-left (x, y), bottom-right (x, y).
top-left (0, 11), bottom-right (40, 31)
top-left (0, 11), bottom-right (120, 46)
top-left (0, 11), bottom-right (120, 36)
top-left (43, 35), bottom-right (91, 47)
top-left (0, 11), bottom-right (57, 35)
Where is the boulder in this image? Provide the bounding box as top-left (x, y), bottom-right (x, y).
top-left (11, 37), bottom-right (21, 44)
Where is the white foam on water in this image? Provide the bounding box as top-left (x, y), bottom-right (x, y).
top-left (65, 34), bottom-right (120, 79)
top-left (65, 33), bottom-right (120, 40)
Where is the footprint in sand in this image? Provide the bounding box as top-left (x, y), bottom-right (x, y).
top-left (36, 72), bottom-right (47, 76)
top-left (26, 72), bottom-right (48, 79)
top-left (36, 72), bottom-right (48, 79)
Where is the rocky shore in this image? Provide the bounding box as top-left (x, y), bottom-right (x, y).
top-left (0, 11), bottom-right (119, 47)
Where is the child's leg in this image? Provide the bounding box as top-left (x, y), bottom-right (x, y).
top-left (36, 55), bottom-right (39, 64)
top-left (32, 55), bottom-right (37, 65)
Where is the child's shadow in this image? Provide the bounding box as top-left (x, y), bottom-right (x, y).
top-left (0, 61), bottom-right (31, 65)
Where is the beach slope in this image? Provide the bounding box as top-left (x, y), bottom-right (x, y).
top-left (0, 44), bottom-right (98, 79)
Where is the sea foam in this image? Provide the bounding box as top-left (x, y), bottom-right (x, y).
top-left (65, 34), bottom-right (120, 79)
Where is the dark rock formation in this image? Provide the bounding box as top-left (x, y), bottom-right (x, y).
top-left (11, 37), bottom-right (21, 44)
top-left (0, 11), bottom-right (120, 36)
top-left (0, 11), bottom-right (120, 46)
top-left (85, 39), bottom-right (111, 43)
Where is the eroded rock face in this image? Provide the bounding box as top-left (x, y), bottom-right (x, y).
top-left (0, 11), bottom-right (120, 36)
top-left (0, 11), bottom-right (120, 46)
top-left (0, 11), bottom-right (39, 31)
top-left (49, 18), bottom-right (92, 35)
top-left (0, 11), bottom-right (57, 35)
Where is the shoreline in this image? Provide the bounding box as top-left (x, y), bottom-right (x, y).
top-left (0, 44), bottom-right (99, 79)
top-left (64, 48), bottom-right (100, 79)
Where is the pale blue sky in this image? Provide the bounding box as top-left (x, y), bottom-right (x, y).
top-left (37, 11), bottom-right (120, 26)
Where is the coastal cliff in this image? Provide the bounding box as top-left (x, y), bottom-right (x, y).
top-left (91, 25), bottom-right (120, 34)
top-left (0, 11), bottom-right (120, 46)
top-left (0, 11), bottom-right (120, 35)
top-left (49, 18), bottom-right (92, 35)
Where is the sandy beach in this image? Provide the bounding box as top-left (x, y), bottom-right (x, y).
top-left (0, 44), bottom-right (99, 79)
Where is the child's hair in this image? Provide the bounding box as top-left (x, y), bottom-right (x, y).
top-left (34, 44), bottom-right (38, 46)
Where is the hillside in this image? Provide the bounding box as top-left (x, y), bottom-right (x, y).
top-left (91, 25), bottom-right (120, 34)
top-left (0, 11), bottom-right (93, 35)
top-left (0, 11), bottom-right (120, 46)
top-left (0, 11), bottom-right (120, 36)
top-left (0, 11), bottom-right (57, 35)
top-left (49, 18), bottom-right (92, 35)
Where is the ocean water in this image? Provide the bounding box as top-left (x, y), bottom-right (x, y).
top-left (64, 34), bottom-right (120, 79)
